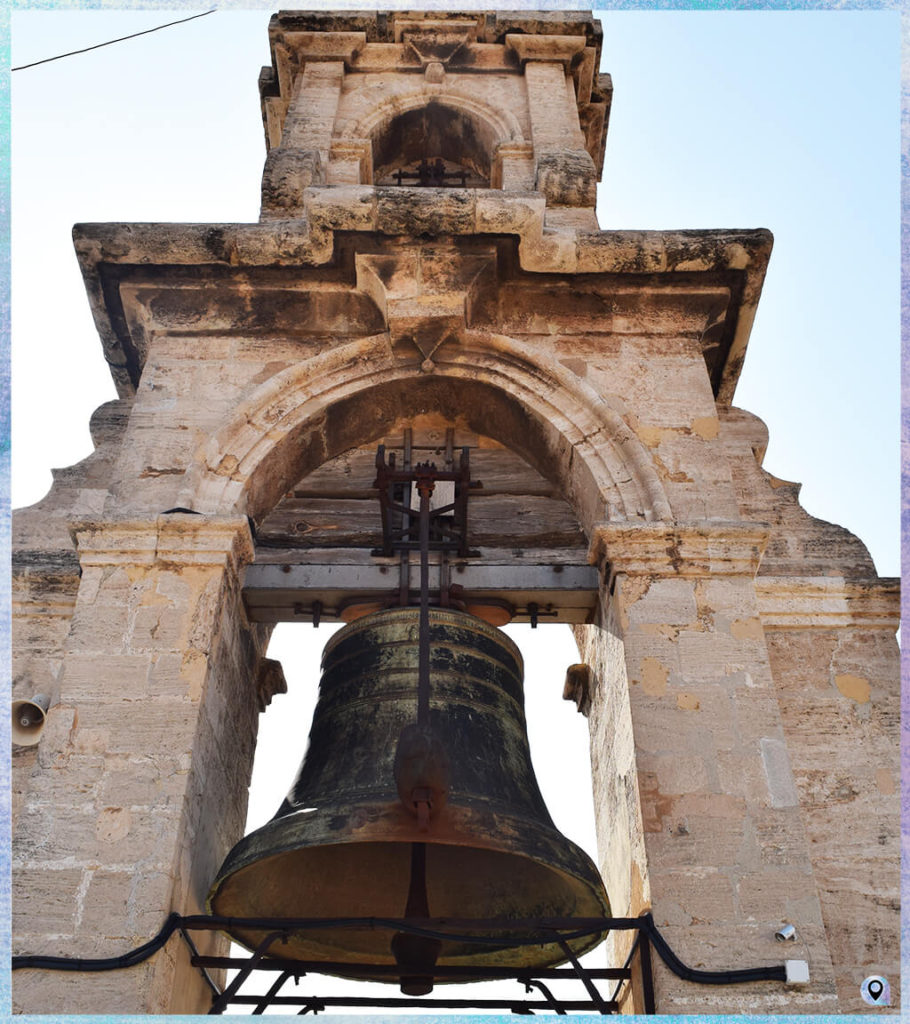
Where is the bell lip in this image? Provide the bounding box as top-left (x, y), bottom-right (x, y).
top-left (320, 605), bottom-right (524, 674)
top-left (208, 800), bottom-right (611, 921)
top-left (207, 818), bottom-right (611, 978)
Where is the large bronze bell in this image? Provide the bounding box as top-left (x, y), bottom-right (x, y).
top-left (208, 607), bottom-right (610, 988)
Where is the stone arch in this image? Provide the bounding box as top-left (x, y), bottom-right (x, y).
top-left (340, 88), bottom-right (524, 185)
top-left (178, 333), bottom-right (671, 533)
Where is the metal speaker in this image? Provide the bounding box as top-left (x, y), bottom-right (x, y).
top-left (12, 694), bottom-right (50, 747)
top-left (208, 607), bottom-right (610, 985)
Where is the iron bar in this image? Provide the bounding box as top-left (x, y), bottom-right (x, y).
top-left (190, 956), bottom-right (630, 980)
top-left (372, 446), bottom-right (480, 560)
top-left (639, 927), bottom-right (656, 1014)
top-left (13, 911), bottom-right (790, 1016)
top-left (399, 431), bottom-right (412, 605)
top-left (252, 971), bottom-right (293, 1015)
top-left (180, 913), bottom-right (640, 933)
top-left (524, 978), bottom-right (567, 1015)
top-left (393, 160), bottom-right (469, 187)
top-left (209, 930), bottom-right (287, 1014)
top-left (177, 923), bottom-right (222, 999)
top-left (416, 465), bottom-right (433, 726)
top-left (222, 995), bottom-right (618, 1012)
top-left (552, 933), bottom-right (610, 1014)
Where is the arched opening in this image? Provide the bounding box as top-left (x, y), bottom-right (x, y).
top-left (218, 373), bottom-right (658, 536)
top-left (371, 102), bottom-right (493, 187)
top-left (184, 339), bottom-right (670, 530)
top-left (186, 360), bottom-right (661, 1006)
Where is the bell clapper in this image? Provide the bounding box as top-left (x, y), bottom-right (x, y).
top-left (391, 841), bottom-right (442, 996)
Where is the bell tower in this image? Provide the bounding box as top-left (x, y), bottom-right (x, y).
top-left (12, 10), bottom-right (899, 1016)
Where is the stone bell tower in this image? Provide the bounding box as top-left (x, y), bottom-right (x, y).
top-left (12, 10), bottom-right (899, 1016)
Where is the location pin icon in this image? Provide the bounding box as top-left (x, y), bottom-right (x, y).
top-left (868, 980), bottom-right (883, 1001)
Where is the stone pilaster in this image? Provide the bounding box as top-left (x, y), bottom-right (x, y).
top-left (261, 61), bottom-right (346, 215)
top-left (12, 515), bottom-right (269, 1014)
top-left (757, 577), bottom-right (901, 1011)
top-left (582, 521), bottom-right (839, 1014)
top-left (519, 48), bottom-right (597, 207)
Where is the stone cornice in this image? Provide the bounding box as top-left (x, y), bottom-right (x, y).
top-left (73, 199), bottom-right (771, 402)
top-left (70, 515), bottom-right (254, 571)
top-left (264, 11), bottom-right (604, 71)
top-left (755, 576), bottom-right (900, 630)
top-left (589, 521), bottom-right (771, 579)
top-left (505, 33), bottom-right (588, 66)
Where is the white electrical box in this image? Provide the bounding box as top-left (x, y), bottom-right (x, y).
top-left (785, 960), bottom-right (810, 985)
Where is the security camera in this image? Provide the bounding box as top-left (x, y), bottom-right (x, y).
top-left (12, 694), bottom-right (51, 747)
top-left (775, 924), bottom-right (797, 942)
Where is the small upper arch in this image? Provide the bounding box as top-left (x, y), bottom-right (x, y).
top-left (339, 87), bottom-right (525, 187)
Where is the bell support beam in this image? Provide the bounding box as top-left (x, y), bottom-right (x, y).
top-left (241, 560), bottom-right (600, 624)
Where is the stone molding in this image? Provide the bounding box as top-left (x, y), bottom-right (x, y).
top-left (755, 575), bottom-right (900, 629)
top-left (70, 515), bottom-right (254, 571)
top-left (589, 520), bottom-right (770, 579)
top-left (278, 30), bottom-right (367, 66)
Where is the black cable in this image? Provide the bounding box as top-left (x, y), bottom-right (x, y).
top-left (608, 933), bottom-right (639, 1006)
top-left (12, 9), bottom-right (216, 72)
top-left (642, 914), bottom-right (788, 985)
top-left (13, 911), bottom-right (789, 988)
top-left (12, 911), bottom-right (181, 971)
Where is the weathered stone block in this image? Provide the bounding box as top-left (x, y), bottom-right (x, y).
top-left (261, 148), bottom-right (325, 216)
top-left (375, 187), bottom-right (476, 236)
top-left (13, 867), bottom-right (82, 935)
top-left (534, 147), bottom-right (597, 207)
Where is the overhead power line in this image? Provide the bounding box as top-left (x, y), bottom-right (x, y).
top-left (12, 8), bottom-right (217, 72)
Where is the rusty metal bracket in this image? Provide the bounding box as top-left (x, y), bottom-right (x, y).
top-left (393, 159), bottom-right (469, 187)
top-left (372, 445), bottom-right (481, 558)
